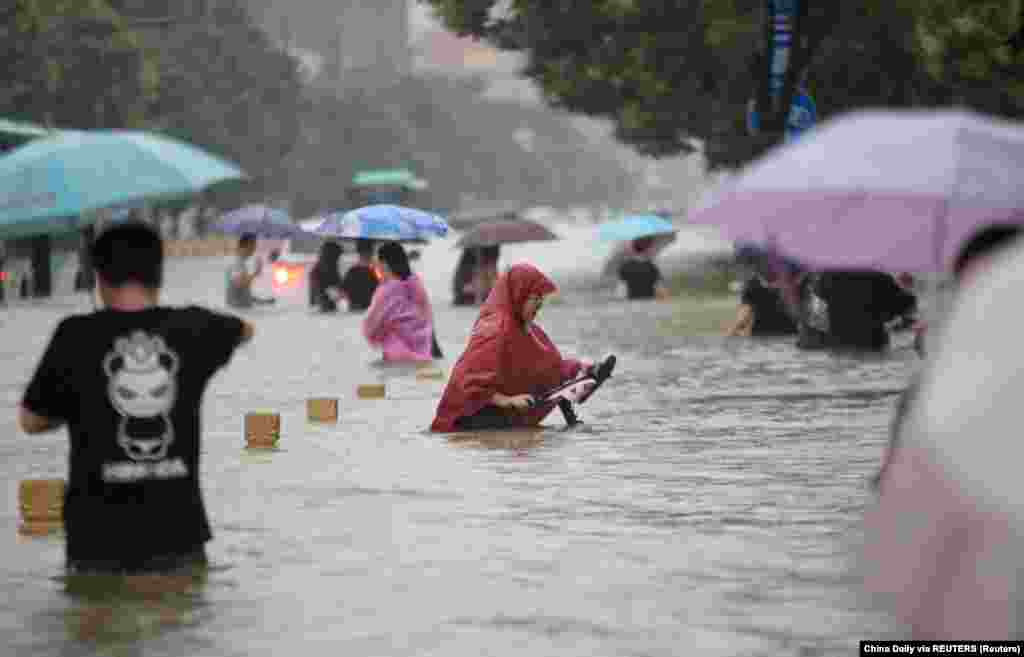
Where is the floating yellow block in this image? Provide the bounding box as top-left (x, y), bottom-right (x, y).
top-left (307, 398), bottom-right (339, 423)
top-left (416, 367), bottom-right (445, 380)
top-left (356, 384), bottom-right (386, 399)
top-left (245, 412), bottom-right (280, 449)
top-left (18, 479), bottom-right (64, 535)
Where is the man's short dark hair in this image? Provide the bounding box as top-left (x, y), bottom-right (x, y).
top-left (239, 233), bottom-right (257, 249)
top-left (953, 224), bottom-right (1023, 278)
top-left (90, 221), bottom-right (163, 289)
top-left (356, 239), bottom-right (375, 258)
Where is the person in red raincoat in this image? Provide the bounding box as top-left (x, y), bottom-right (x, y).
top-left (430, 263), bottom-right (592, 432)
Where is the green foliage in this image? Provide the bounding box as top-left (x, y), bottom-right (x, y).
top-left (1, 0), bottom-right (157, 128)
top-left (907, 0), bottom-right (1024, 114)
top-left (138, 0), bottom-right (306, 203)
top-left (421, 0), bottom-right (1024, 169)
top-left (1, 0), bottom-right (305, 208)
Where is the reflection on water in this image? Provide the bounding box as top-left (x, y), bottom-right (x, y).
top-left (0, 256), bottom-right (913, 656)
top-left (60, 567), bottom-right (209, 645)
top-left (447, 428), bottom-right (548, 451)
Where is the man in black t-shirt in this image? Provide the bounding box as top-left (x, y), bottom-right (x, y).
top-left (19, 222), bottom-right (254, 574)
top-left (618, 237), bottom-right (668, 300)
top-left (340, 239), bottom-right (379, 312)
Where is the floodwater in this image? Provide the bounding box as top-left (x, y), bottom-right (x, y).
top-left (1, 223), bottom-right (912, 656)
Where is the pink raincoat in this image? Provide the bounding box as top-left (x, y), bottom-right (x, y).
top-left (363, 274), bottom-right (434, 362)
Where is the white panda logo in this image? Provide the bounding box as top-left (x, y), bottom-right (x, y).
top-left (102, 332), bottom-right (180, 461)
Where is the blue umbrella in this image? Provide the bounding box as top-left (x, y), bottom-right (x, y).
top-left (597, 214), bottom-right (677, 242)
top-left (212, 204), bottom-right (303, 239)
top-left (0, 129), bottom-right (245, 240)
top-left (312, 204), bottom-right (448, 243)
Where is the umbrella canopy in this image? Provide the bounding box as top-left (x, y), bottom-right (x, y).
top-left (0, 129), bottom-right (245, 240)
top-left (599, 232), bottom-right (678, 279)
top-left (0, 117), bottom-right (57, 148)
top-left (448, 201), bottom-right (523, 231)
top-left (597, 214), bottom-right (677, 242)
top-left (313, 204), bottom-right (448, 243)
top-left (455, 218), bottom-right (559, 249)
top-left (212, 204), bottom-right (304, 239)
top-left (351, 168), bottom-right (427, 189)
top-left (298, 216), bottom-right (326, 233)
top-left (689, 109), bottom-right (1024, 273)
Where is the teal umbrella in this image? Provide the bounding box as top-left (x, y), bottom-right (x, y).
top-left (597, 214), bottom-right (676, 242)
top-left (0, 130), bottom-right (245, 240)
top-left (0, 117), bottom-right (56, 148)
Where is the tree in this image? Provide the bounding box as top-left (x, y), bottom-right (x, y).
top-left (905, 0), bottom-right (1024, 114)
top-left (141, 0), bottom-right (306, 204)
top-left (421, 0), bottom-right (1023, 170)
top-left (0, 0), bottom-right (158, 129)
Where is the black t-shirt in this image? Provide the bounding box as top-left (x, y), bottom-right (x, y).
top-left (740, 277), bottom-right (797, 336)
top-left (618, 258), bottom-right (661, 299)
top-left (816, 271), bottom-right (917, 351)
top-left (21, 306), bottom-right (245, 566)
top-left (341, 264), bottom-right (379, 312)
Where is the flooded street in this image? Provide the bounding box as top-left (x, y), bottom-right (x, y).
top-left (1, 224), bottom-right (912, 655)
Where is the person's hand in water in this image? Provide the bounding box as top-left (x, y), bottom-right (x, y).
top-left (492, 392), bottom-right (535, 411)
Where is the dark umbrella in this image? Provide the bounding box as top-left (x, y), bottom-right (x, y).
top-left (449, 201), bottom-right (523, 231)
top-left (455, 218), bottom-right (559, 249)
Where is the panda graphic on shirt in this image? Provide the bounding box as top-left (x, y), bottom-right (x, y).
top-left (100, 331), bottom-right (189, 481)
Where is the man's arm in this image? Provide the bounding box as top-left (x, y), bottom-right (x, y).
top-left (239, 320), bottom-right (255, 344)
top-left (18, 406), bottom-right (64, 434)
top-left (726, 304), bottom-right (755, 336)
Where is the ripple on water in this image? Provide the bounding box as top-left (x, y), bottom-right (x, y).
top-left (0, 254), bottom-right (910, 655)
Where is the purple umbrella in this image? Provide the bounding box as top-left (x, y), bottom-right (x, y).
top-left (213, 204), bottom-right (305, 239)
top-left (690, 109), bottom-right (1024, 273)
top-left (455, 218), bottom-right (559, 249)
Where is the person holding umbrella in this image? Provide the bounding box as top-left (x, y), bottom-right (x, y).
top-left (452, 216), bottom-right (558, 306)
top-left (309, 240), bottom-right (345, 313)
top-left (618, 236), bottom-right (669, 300)
top-left (226, 233), bottom-right (276, 309)
top-left (451, 248), bottom-right (477, 306)
top-left (362, 242), bottom-right (435, 363)
top-left (726, 245), bottom-right (798, 337)
top-left (340, 239), bottom-right (380, 312)
top-left (597, 214), bottom-right (674, 301)
top-left (466, 245), bottom-right (501, 304)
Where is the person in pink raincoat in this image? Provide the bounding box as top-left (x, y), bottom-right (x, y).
top-left (362, 242), bottom-right (434, 362)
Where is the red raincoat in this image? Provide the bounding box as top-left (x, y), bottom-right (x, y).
top-left (430, 264), bottom-right (583, 432)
